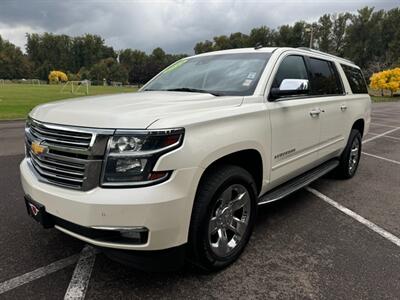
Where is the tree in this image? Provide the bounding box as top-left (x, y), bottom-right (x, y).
top-left (275, 22), bottom-right (310, 47)
top-left (194, 40), bottom-right (213, 54)
top-left (249, 26), bottom-right (275, 47)
top-left (317, 14), bottom-right (333, 52)
top-left (89, 58), bottom-right (128, 83)
top-left (213, 35), bottom-right (232, 51)
top-left (329, 13), bottom-right (350, 56)
top-left (381, 8), bottom-right (400, 67)
top-left (229, 32), bottom-right (249, 48)
top-left (26, 33), bottom-right (116, 79)
top-left (0, 35), bottom-right (32, 79)
top-left (119, 49), bottom-right (148, 83)
top-left (344, 7), bottom-right (380, 68)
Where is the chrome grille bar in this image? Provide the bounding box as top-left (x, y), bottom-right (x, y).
top-left (30, 157), bottom-right (84, 183)
top-left (31, 153), bottom-right (85, 170)
top-left (30, 153), bottom-right (85, 177)
top-left (29, 119), bottom-right (93, 149)
top-left (30, 126), bottom-right (93, 140)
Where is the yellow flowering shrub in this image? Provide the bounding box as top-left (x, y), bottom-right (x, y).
top-left (48, 70), bottom-right (68, 83)
top-left (370, 68), bottom-right (400, 96)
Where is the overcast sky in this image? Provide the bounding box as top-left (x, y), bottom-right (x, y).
top-left (0, 0), bottom-right (398, 54)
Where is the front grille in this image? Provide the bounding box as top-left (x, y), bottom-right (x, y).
top-left (25, 118), bottom-right (114, 190)
top-left (29, 151), bottom-right (86, 189)
top-left (29, 119), bottom-right (93, 149)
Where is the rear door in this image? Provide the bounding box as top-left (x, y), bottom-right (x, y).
top-left (305, 57), bottom-right (347, 160)
top-left (267, 54), bottom-right (321, 184)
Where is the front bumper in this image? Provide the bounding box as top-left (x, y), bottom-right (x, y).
top-left (20, 158), bottom-right (202, 251)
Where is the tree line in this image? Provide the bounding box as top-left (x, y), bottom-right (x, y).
top-left (195, 7), bottom-right (400, 77)
top-left (0, 6), bottom-right (399, 84)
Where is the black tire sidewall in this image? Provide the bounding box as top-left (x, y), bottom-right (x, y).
top-left (339, 129), bottom-right (362, 178)
top-left (189, 165), bottom-right (258, 271)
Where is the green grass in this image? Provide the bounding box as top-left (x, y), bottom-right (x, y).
top-left (1, 83), bottom-right (397, 120)
top-left (0, 83), bottom-right (137, 120)
top-left (370, 95), bottom-right (400, 103)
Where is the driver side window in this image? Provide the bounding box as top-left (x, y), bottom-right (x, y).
top-left (272, 55), bottom-right (309, 89)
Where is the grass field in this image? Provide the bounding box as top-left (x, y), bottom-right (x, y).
top-left (0, 83), bottom-right (137, 120)
top-left (0, 83), bottom-right (398, 120)
top-left (370, 95), bottom-right (400, 102)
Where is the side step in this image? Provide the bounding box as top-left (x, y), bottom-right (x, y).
top-left (258, 159), bottom-right (339, 205)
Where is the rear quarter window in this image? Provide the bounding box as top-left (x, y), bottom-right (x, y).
top-left (341, 64), bottom-right (368, 94)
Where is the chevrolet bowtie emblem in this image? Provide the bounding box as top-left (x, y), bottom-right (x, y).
top-left (31, 141), bottom-right (46, 155)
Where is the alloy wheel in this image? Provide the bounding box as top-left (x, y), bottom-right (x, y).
top-left (208, 184), bottom-right (251, 258)
top-left (348, 137), bottom-right (360, 174)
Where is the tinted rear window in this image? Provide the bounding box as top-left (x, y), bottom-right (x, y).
top-left (308, 58), bottom-right (343, 95)
top-left (341, 64), bottom-right (368, 94)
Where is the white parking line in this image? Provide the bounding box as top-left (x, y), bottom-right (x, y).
top-left (64, 245), bottom-right (97, 300)
top-left (362, 152), bottom-right (400, 165)
top-left (306, 187), bottom-right (400, 248)
top-left (363, 127), bottom-right (400, 144)
top-left (367, 132), bottom-right (400, 141)
top-left (0, 254), bottom-right (79, 295)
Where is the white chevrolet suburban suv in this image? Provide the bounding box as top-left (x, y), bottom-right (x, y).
top-left (21, 47), bottom-right (371, 271)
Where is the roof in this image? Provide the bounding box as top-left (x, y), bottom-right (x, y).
top-left (191, 46), bottom-right (358, 68)
top-left (191, 47), bottom-right (277, 58)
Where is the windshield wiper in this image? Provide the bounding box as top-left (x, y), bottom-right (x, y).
top-left (164, 88), bottom-right (222, 96)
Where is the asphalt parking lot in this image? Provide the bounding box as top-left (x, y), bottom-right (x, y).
top-left (1, 102), bottom-right (399, 299)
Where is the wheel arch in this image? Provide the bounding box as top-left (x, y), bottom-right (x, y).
top-left (352, 118), bottom-right (365, 137)
top-left (198, 148), bottom-right (264, 195)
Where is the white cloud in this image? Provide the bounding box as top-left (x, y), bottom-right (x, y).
top-left (0, 0), bottom-right (398, 54)
top-left (0, 23), bottom-right (43, 50)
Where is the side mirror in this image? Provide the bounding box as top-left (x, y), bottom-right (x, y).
top-left (270, 79), bottom-right (309, 100)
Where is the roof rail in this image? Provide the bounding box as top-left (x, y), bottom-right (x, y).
top-left (297, 47), bottom-right (355, 65)
top-left (254, 43), bottom-right (263, 50)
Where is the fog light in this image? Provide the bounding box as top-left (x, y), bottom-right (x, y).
top-left (91, 226), bottom-right (149, 244)
top-left (119, 230), bottom-right (141, 239)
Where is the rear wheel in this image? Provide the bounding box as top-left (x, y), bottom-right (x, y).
top-left (188, 165), bottom-right (257, 271)
top-left (335, 129), bottom-right (362, 179)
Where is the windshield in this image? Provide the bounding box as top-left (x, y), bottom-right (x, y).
top-left (143, 53), bottom-right (271, 96)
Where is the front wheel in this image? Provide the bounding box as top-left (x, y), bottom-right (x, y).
top-left (335, 129), bottom-right (362, 179)
top-left (188, 165), bottom-right (257, 272)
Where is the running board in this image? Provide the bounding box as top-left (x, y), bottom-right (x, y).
top-left (258, 159), bottom-right (339, 205)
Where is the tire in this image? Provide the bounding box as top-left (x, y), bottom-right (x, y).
top-left (335, 129), bottom-right (362, 179)
top-left (187, 164), bottom-right (258, 272)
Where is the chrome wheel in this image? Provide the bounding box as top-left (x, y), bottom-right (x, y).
top-left (348, 137), bottom-right (360, 174)
top-left (208, 184), bottom-right (251, 258)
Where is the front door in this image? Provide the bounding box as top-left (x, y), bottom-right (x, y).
top-left (267, 54), bottom-right (321, 184)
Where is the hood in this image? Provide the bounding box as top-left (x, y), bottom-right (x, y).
top-left (30, 91), bottom-right (243, 129)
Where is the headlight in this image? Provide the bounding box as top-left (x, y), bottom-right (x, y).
top-left (101, 128), bottom-right (184, 187)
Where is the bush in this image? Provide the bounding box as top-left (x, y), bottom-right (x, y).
top-left (67, 72), bottom-right (80, 81)
top-left (370, 68), bottom-right (400, 96)
top-left (48, 70), bottom-right (68, 83)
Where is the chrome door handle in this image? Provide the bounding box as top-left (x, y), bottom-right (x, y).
top-left (340, 104), bottom-right (347, 111)
top-left (309, 108), bottom-right (321, 118)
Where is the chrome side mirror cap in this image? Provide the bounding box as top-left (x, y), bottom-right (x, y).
top-left (279, 79), bottom-right (309, 91)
